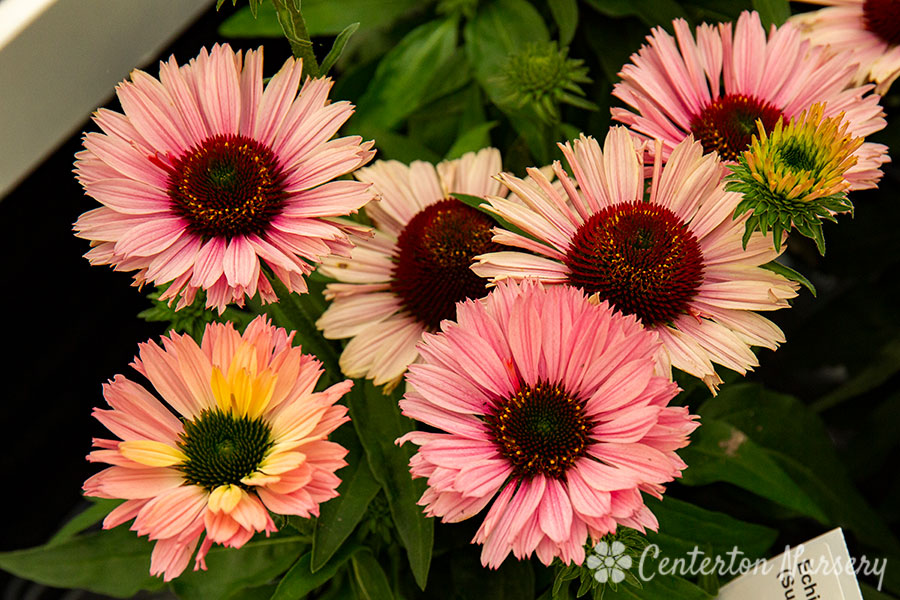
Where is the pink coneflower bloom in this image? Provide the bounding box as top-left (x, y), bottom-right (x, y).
top-left (612, 10), bottom-right (889, 190)
top-left (74, 44), bottom-right (375, 313)
top-left (473, 129), bottom-right (799, 391)
top-left (315, 148), bottom-right (506, 388)
top-left (398, 279), bottom-right (698, 568)
top-left (790, 0), bottom-right (900, 94)
top-left (84, 316), bottom-right (352, 581)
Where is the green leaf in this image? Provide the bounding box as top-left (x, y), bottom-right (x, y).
top-left (258, 275), bottom-right (343, 385)
top-left (549, 0), bottom-right (579, 46)
top-left (760, 259), bottom-right (817, 297)
top-left (348, 380), bottom-right (433, 589)
top-left (312, 426), bottom-right (382, 571)
top-left (446, 121), bottom-right (498, 159)
top-left (299, 0), bottom-right (425, 36)
top-left (466, 0), bottom-right (549, 76)
top-left (450, 551), bottom-right (536, 599)
top-left (860, 582), bottom-right (898, 600)
top-left (319, 22), bottom-right (360, 76)
top-left (0, 527), bottom-right (164, 598)
top-left (453, 192), bottom-right (537, 242)
top-left (357, 125), bottom-right (442, 163)
top-left (700, 384), bottom-right (900, 553)
top-left (272, 543), bottom-right (361, 600)
top-left (583, 0), bottom-right (687, 27)
top-left (584, 14), bottom-right (650, 84)
top-left (220, 4), bottom-right (282, 38)
top-left (220, 0), bottom-right (424, 38)
top-left (47, 498), bottom-right (123, 546)
top-left (171, 536), bottom-right (308, 600)
top-left (813, 338), bottom-right (900, 413)
top-left (645, 497), bottom-right (778, 560)
top-left (678, 418), bottom-right (828, 522)
top-left (465, 0), bottom-right (551, 161)
top-left (354, 18), bottom-right (459, 131)
top-left (605, 571), bottom-right (712, 599)
top-left (752, 0), bottom-right (791, 28)
top-left (351, 550), bottom-right (395, 600)
top-left (226, 583), bottom-right (280, 600)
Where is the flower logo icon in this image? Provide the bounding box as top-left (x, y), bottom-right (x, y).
top-left (586, 540), bottom-right (633, 584)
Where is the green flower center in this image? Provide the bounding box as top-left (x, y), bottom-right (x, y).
top-left (485, 380), bottom-right (593, 480)
top-left (177, 409), bottom-right (274, 490)
top-left (778, 141), bottom-right (818, 173)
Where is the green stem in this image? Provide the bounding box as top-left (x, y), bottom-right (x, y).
top-left (271, 0), bottom-right (320, 79)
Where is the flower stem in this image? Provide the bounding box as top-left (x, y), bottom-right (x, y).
top-left (271, 0), bottom-right (320, 79)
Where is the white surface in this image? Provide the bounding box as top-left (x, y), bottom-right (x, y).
top-left (717, 528), bottom-right (863, 600)
top-left (0, 0), bottom-right (214, 198)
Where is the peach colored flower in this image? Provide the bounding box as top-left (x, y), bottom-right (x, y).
top-left (316, 149), bottom-right (506, 388)
top-left (791, 0), bottom-right (900, 94)
top-left (84, 316), bottom-right (352, 580)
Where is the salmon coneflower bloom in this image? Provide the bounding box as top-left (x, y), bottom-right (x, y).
top-left (790, 0), bottom-right (900, 94)
top-left (74, 44), bottom-right (375, 313)
top-left (398, 279), bottom-right (698, 568)
top-left (473, 128), bottom-right (799, 391)
top-left (612, 10), bottom-right (889, 191)
top-left (84, 316), bottom-right (352, 581)
top-left (315, 149), bottom-right (506, 389)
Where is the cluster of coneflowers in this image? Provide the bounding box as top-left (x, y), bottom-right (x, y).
top-left (75, 4), bottom-right (893, 583)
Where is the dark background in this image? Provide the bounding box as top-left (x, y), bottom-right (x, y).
top-left (0, 4), bottom-right (294, 596)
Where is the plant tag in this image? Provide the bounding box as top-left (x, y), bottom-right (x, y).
top-left (716, 528), bottom-right (863, 600)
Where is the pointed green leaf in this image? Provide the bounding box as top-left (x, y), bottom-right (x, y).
top-left (312, 426), bottom-right (382, 571)
top-left (752, 0), bottom-right (791, 28)
top-left (645, 497), bottom-right (777, 560)
top-left (0, 527), bottom-right (164, 598)
top-left (549, 0), bottom-right (579, 46)
top-left (678, 418), bottom-right (829, 522)
top-left (760, 259), bottom-right (816, 297)
top-left (171, 536), bottom-right (308, 600)
top-left (354, 18), bottom-right (458, 130)
top-left (220, 3), bottom-right (284, 38)
top-left (351, 550), bottom-right (395, 600)
top-left (347, 381), bottom-right (433, 589)
top-left (272, 543), bottom-right (361, 600)
top-left (319, 22), bottom-right (359, 76)
top-left (700, 384), bottom-right (900, 553)
top-left (583, 0), bottom-right (687, 27)
top-left (47, 498), bottom-right (123, 546)
top-left (446, 121), bottom-right (498, 159)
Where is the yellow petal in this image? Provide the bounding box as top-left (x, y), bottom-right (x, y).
top-left (210, 367), bottom-right (233, 413)
top-left (247, 370), bottom-right (277, 419)
top-left (241, 471), bottom-right (281, 487)
top-left (119, 440), bottom-right (186, 467)
top-left (208, 483), bottom-right (244, 513)
top-left (259, 451), bottom-right (306, 475)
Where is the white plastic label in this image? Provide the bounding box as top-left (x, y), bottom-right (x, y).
top-left (716, 529), bottom-right (863, 600)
